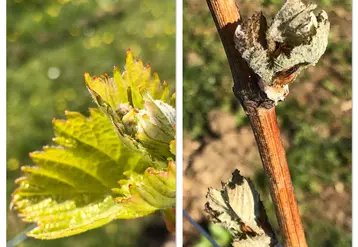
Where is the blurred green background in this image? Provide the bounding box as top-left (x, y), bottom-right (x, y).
top-left (184, 0), bottom-right (351, 246)
top-left (7, 0), bottom-right (175, 246)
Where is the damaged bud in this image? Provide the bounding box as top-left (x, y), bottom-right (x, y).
top-left (234, 0), bottom-right (330, 103)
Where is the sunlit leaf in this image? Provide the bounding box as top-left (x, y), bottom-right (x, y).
top-left (11, 108), bottom-right (175, 240)
top-left (11, 50), bottom-right (176, 239)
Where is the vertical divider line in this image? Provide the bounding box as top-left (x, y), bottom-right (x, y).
top-left (175, 0), bottom-right (184, 245)
top-left (1, 0), bottom-right (6, 245)
top-left (352, 1), bottom-right (357, 246)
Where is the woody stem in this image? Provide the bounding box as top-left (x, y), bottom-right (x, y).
top-left (205, 0), bottom-right (308, 246)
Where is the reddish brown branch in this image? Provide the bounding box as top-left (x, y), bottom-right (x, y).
top-left (246, 107), bottom-right (307, 247)
top-left (206, 0), bottom-right (308, 246)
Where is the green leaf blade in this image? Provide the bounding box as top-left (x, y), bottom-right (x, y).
top-left (11, 109), bottom-right (172, 239)
top-left (11, 50), bottom-right (176, 239)
top-left (12, 108), bottom-right (176, 239)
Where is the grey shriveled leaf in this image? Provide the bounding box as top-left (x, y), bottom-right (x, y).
top-left (234, 0), bottom-right (330, 103)
top-left (205, 170), bottom-right (279, 246)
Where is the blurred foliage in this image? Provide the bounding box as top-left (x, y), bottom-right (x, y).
top-left (183, 0), bottom-right (235, 138)
top-left (194, 224), bottom-right (231, 247)
top-left (184, 0), bottom-right (351, 246)
top-left (7, 0), bottom-right (175, 245)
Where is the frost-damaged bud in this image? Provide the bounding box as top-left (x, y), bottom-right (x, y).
top-left (85, 49), bottom-right (175, 161)
top-left (234, 0), bottom-right (330, 104)
top-left (206, 170), bottom-right (280, 247)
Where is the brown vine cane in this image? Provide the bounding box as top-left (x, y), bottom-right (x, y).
top-left (206, 0), bottom-right (308, 246)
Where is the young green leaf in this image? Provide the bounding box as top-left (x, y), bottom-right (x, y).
top-left (11, 109), bottom-right (176, 239)
top-left (11, 49), bottom-right (176, 239)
